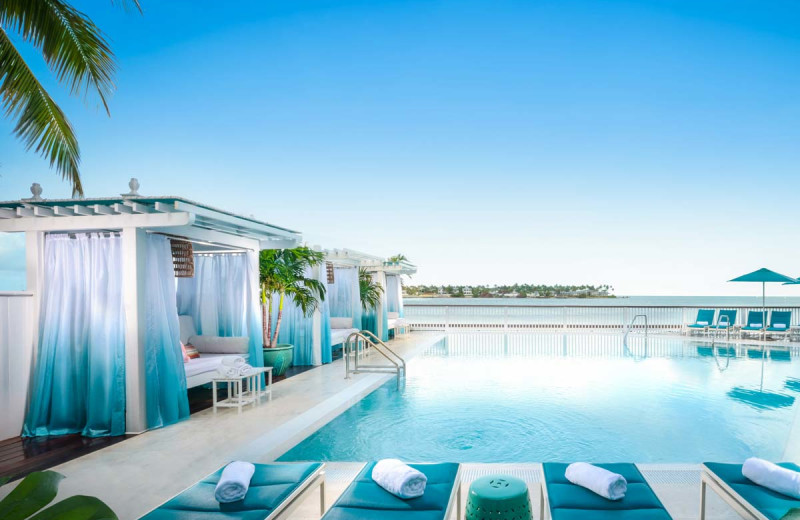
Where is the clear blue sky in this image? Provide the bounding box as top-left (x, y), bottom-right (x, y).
top-left (1, 0), bottom-right (799, 294)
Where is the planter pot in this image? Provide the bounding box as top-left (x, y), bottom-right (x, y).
top-left (263, 344), bottom-right (294, 376)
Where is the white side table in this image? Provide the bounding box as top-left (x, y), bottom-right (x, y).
top-left (246, 367), bottom-right (273, 403)
top-left (211, 367), bottom-right (273, 413)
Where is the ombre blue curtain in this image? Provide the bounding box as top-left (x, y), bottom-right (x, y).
top-left (24, 234), bottom-right (126, 438)
top-left (144, 235), bottom-right (189, 429)
top-left (328, 267), bottom-right (362, 330)
top-left (275, 265), bottom-right (330, 366)
top-left (386, 274), bottom-right (404, 317)
top-left (362, 271), bottom-right (389, 341)
top-left (176, 253), bottom-right (264, 373)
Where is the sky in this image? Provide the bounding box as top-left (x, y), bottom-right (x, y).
top-left (1, 0), bottom-right (800, 295)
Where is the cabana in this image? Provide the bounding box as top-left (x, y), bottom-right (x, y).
top-left (383, 259), bottom-right (417, 338)
top-left (324, 249), bottom-right (383, 352)
top-left (0, 180), bottom-right (301, 441)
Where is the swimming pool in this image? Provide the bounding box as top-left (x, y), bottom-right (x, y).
top-left (279, 333), bottom-right (800, 463)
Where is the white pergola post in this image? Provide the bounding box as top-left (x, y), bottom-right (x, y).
top-left (25, 231), bottom-right (44, 355)
top-left (310, 257), bottom-right (323, 366)
top-left (122, 227), bottom-right (148, 433)
top-left (375, 270), bottom-right (387, 340)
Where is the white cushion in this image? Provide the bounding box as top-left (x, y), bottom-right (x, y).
top-left (330, 317), bottom-right (354, 329)
top-left (331, 328), bottom-right (359, 345)
top-left (179, 315), bottom-right (198, 344)
top-left (189, 335), bottom-right (249, 354)
top-left (773, 323), bottom-right (787, 330)
top-left (696, 321), bottom-right (708, 326)
top-left (751, 323), bottom-right (763, 328)
top-left (387, 312), bottom-right (400, 319)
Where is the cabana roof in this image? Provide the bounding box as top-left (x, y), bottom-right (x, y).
top-left (382, 259), bottom-right (418, 276)
top-left (325, 248), bottom-right (384, 267)
top-left (0, 181), bottom-right (301, 250)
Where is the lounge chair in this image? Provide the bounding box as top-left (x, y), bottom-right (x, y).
top-left (321, 461), bottom-right (461, 520)
top-left (710, 309), bottom-right (737, 333)
top-left (741, 311), bottom-right (767, 338)
top-left (701, 462), bottom-right (800, 520)
top-left (540, 462), bottom-right (672, 519)
top-left (687, 309), bottom-right (716, 335)
top-left (139, 462), bottom-right (325, 520)
top-left (766, 311), bottom-right (792, 340)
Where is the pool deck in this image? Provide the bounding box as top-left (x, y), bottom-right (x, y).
top-left (0, 330), bottom-right (794, 519)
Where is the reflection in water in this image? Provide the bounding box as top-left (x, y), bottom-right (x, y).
top-left (280, 333), bottom-right (800, 463)
top-left (726, 388), bottom-right (796, 410)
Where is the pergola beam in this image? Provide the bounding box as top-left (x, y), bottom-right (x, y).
top-left (0, 211), bottom-right (193, 232)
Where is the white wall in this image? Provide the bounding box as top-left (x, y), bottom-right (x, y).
top-left (0, 292), bottom-right (35, 441)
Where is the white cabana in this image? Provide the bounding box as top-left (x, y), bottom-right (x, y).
top-left (0, 180), bottom-right (300, 440)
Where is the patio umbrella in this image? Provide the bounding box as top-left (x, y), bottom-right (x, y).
top-left (728, 268), bottom-right (797, 337)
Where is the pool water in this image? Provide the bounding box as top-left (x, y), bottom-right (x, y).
top-left (279, 333), bottom-right (800, 463)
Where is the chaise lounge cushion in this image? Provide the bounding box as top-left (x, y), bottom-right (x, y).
top-left (543, 463), bottom-right (672, 520)
top-left (704, 462), bottom-right (800, 520)
top-left (322, 462), bottom-right (459, 520)
top-left (331, 317), bottom-right (354, 329)
top-left (190, 335), bottom-right (249, 355)
top-left (140, 462), bottom-right (323, 520)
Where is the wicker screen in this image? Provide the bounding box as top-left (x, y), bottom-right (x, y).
top-left (170, 239), bottom-right (195, 278)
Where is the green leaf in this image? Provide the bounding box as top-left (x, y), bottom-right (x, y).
top-left (781, 509), bottom-right (800, 520)
top-left (0, 470), bottom-right (64, 520)
top-left (29, 495), bottom-right (118, 520)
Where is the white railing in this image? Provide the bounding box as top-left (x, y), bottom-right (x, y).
top-left (405, 304), bottom-right (800, 332)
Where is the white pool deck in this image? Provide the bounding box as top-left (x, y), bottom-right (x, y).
top-left (1, 330), bottom-right (797, 519)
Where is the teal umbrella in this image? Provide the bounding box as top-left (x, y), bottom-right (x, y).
top-left (729, 268), bottom-right (797, 337)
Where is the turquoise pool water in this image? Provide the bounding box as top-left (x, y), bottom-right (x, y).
top-left (279, 333), bottom-right (800, 463)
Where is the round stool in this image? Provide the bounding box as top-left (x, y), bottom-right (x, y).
top-left (465, 474), bottom-right (532, 520)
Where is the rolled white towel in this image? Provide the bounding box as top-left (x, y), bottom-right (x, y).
top-left (221, 356), bottom-right (246, 368)
top-left (237, 364), bottom-right (254, 376)
top-left (565, 462), bottom-right (627, 501)
top-left (216, 365), bottom-right (239, 378)
top-left (372, 459), bottom-right (427, 499)
top-left (742, 457), bottom-right (800, 498)
top-left (215, 461), bottom-right (255, 503)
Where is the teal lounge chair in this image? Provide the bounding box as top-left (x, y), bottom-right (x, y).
top-left (541, 463), bottom-right (672, 519)
top-left (139, 462), bottom-right (325, 520)
top-left (321, 462), bottom-right (461, 520)
top-left (701, 462), bottom-right (800, 520)
top-left (710, 309), bottom-right (737, 330)
top-left (687, 309), bottom-right (715, 335)
top-left (741, 311), bottom-right (767, 337)
top-left (766, 311), bottom-right (792, 339)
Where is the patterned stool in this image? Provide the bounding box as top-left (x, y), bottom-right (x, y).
top-left (466, 474), bottom-right (532, 520)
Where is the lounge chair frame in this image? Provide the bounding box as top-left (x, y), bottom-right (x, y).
top-left (699, 464), bottom-right (767, 520)
top-left (139, 464), bottom-right (326, 520)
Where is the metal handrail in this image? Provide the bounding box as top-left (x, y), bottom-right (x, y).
top-left (624, 314), bottom-right (648, 337)
top-left (710, 315), bottom-right (732, 345)
top-left (343, 331), bottom-right (406, 388)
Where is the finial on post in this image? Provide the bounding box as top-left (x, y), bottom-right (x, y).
top-left (122, 178), bottom-right (141, 197)
top-left (24, 183), bottom-right (43, 202)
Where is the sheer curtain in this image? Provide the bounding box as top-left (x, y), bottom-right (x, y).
top-left (24, 234), bottom-right (126, 438)
top-left (176, 252), bottom-right (264, 372)
top-left (275, 266), bottom-right (331, 366)
top-left (386, 274), bottom-right (404, 317)
top-left (328, 267), bottom-right (362, 330)
top-left (363, 271), bottom-right (389, 341)
top-left (144, 234), bottom-right (189, 429)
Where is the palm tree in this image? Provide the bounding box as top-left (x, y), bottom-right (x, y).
top-left (387, 253), bottom-right (408, 263)
top-left (259, 247), bottom-right (326, 348)
top-left (359, 268), bottom-right (383, 311)
top-left (0, 1), bottom-right (140, 196)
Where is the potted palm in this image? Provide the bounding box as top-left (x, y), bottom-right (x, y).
top-left (260, 247), bottom-right (326, 376)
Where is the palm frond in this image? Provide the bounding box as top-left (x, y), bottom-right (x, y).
top-left (359, 268), bottom-right (383, 311)
top-left (0, 28), bottom-right (81, 194)
top-left (1, 0), bottom-right (117, 114)
top-left (110, 0), bottom-right (143, 13)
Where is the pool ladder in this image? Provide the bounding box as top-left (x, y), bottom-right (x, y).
top-left (624, 314), bottom-right (648, 338)
top-left (343, 330), bottom-right (406, 389)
